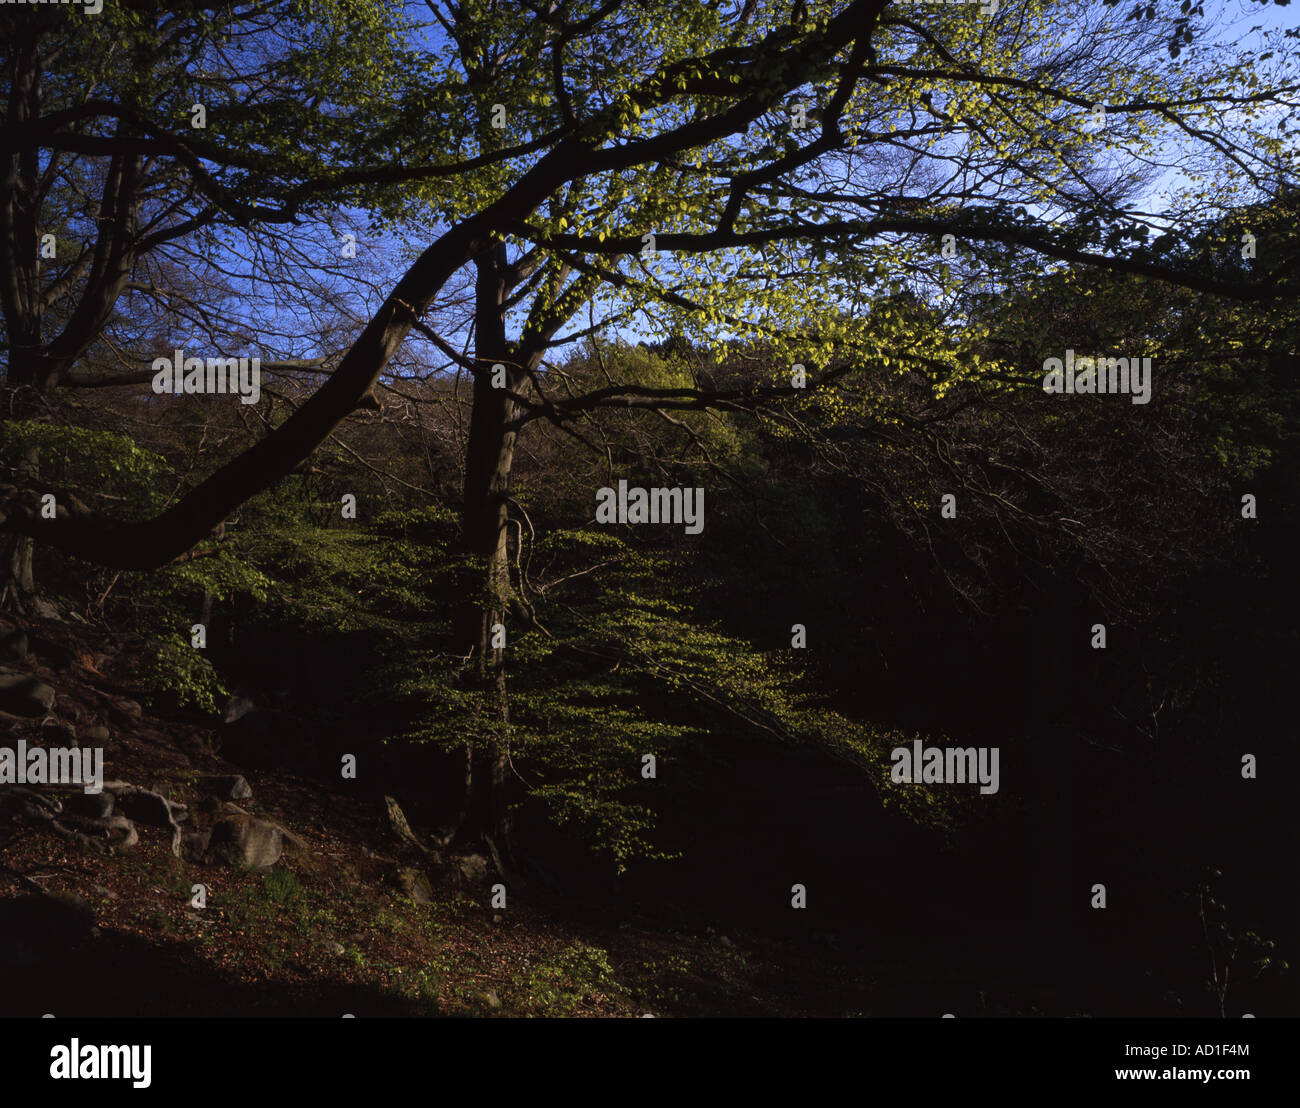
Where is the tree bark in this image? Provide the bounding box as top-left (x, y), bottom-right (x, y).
top-left (453, 241), bottom-right (523, 872)
top-left (1, 389), bottom-right (40, 612)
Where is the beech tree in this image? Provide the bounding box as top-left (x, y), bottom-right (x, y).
top-left (0, 0), bottom-right (461, 601)
top-left (3, 0), bottom-right (1298, 851)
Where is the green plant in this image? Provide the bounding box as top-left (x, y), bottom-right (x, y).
top-left (145, 634), bottom-right (230, 716)
top-left (510, 942), bottom-right (622, 1015)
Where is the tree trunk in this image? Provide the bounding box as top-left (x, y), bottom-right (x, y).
top-left (1, 388), bottom-right (41, 613)
top-left (453, 241), bottom-right (523, 875)
top-left (0, 533), bottom-right (36, 613)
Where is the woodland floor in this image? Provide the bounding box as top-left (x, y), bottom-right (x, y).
top-left (1, 607), bottom-right (1086, 1018)
top-left (0, 608), bottom-right (901, 1018)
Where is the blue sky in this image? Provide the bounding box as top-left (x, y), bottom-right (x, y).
top-left (110, 0), bottom-right (1300, 387)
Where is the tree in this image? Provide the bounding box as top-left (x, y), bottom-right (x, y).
top-left (0, 0), bottom-right (461, 602)
top-left (3, 0), bottom-right (1298, 852)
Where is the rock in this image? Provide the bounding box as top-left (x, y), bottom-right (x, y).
top-left (395, 866), bottom-right (433, 904)
top-left (108, 698), bottom-right (142, 725)
top-left (200, 774), bottom-right (252, 801)
top-left (484, 990), bottom-right (501, 1009)
top-left (182, 829), bottom-right (212, 861)
top-left (456, 853), bottom-right (490, 885)
top-left (0, 667), bottom-right (56, 716)
top-left (207, 812), bottom-right (282, 869)
top-left (221, 805), bottom-right (308, 861)
top-left (0, 627), bottom-right (28, 662)
top-left (41, 719), bottom-right (77, 746)
top-left (82, 724), bottom-right (110, 744)
top-left (193, 795), bottom-right (225, 819)
top-left (221, 692), bottom-right (258, 724)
